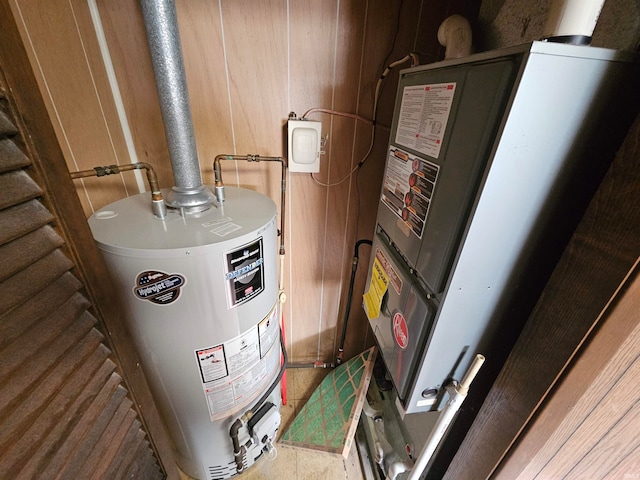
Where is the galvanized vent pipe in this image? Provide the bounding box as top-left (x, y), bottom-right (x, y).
top-left (140, 0), bottom-right (215, 211)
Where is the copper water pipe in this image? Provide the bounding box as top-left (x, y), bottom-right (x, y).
top-left (69, 162), bottom-right (167, 218)
top-left (213, 154), bottom-right (287, 256)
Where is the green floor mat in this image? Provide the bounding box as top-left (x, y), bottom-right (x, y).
top-left (279, 347), bottom-right (376, 458)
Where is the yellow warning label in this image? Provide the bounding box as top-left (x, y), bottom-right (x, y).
top-left (363, 257), bottom-right (389, 320)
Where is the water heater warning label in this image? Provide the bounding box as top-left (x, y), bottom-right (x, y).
top-left (224, 238), bottom-right (265, 308)
top-left (195, 304), bottom-right (281, 421)
top-left (258, 306), bottom-right (279, 358)
top-left (196, 345), bottom-right (228, 383)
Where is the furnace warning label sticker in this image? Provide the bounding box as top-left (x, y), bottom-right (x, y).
top-left (224, 238), bottom-right (265, 308)
top-left (133, 270), bottom-right (186, 305)
top-left (395, 82), bottom-right (456, 159)
top-left (375, 247), bottom-right (402, 295)
top-left (363, 257), bottom-right (389, 320)
top-left (381, 147), bottom-right (439, 238)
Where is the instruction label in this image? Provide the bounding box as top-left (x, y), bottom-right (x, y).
top-left (381, 147), bottom-right (439, 238)
top-left (211, 222), bottom-right (242, 237)
top-left (196, 345), bottom-right (227, 383)
top-left (203, 217), bottom-right (242, 237)
top-left (196, 304), bottom-right (281, 421)
top-left (395, 82), bottom-right (456, 159)
top-left (224, 238), bottom-right (265, 308)
top-left (258, 305), bottom-right (279, 358)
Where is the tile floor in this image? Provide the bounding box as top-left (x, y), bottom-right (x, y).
top-left (180, 367), bottom-right (365, 480)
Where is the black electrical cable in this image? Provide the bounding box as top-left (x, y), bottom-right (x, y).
top-left (336, 239), bottom-right (372, 365)
top-left (250, 327), bottom-right (287, 413)
top-left (374, 0), bottom-right (404, 122)
top-left (379, 0), bottom-right (404, 77)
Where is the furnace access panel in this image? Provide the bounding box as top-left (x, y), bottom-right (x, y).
top-left (377, 57), bottom-right (518, 296)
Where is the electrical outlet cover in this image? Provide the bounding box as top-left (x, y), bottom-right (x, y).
top-left (288, 120), bottom-right (321, 173)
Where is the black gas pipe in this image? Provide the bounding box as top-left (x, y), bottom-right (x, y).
top-left (336, 239), bottom-right (372, 365)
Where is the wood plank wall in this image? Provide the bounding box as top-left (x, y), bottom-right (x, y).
top-left (9, 0), bottom-right (478, 364)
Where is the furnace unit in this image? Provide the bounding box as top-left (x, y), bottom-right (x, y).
top-left (364, 41), bottom-right (640, 414)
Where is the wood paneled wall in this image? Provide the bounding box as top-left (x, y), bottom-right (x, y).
top-left (9, 0), bottom-right (476, 364)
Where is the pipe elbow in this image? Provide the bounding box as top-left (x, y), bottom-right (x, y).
top-left (212, 156), bottom-right (226, 204)
top-left (135, 162), bottom-right (160, 192)
top-left (229, 417), bottom-right (246, 472)
top-left (230, 418), bottom-right (243, 438)
top-left (437, 15), bottom-right (472, 59)
top-left (134, 162), bottom-right (167, 218)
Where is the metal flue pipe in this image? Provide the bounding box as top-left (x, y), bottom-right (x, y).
top-left (140, 0), bottom-right (215, 211)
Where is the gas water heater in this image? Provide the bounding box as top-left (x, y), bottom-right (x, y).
top-left (85, 2), bottom-right (286, 479)
top-left (89, 186), bottom-right (282, 480)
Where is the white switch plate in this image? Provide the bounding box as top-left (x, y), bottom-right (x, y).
top-left (288, 120), bottom-right (321, 173)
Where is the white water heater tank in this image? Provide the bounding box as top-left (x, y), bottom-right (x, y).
top-left (88, 186), bottom-right (282, 480)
